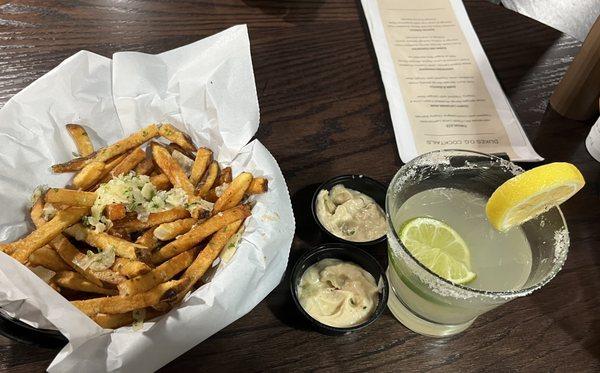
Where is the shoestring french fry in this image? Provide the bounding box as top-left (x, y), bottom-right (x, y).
top-left (106, 227), bottom-right (131, 241)
top-left (48, 280), bottom-right (61, 293)
top-left (151, 144), bottom-right (196, 197)
top-left (135, 227), bottom-right (160, 251)
top-left (64, 224), bottom-right (150, 261)
top-left (153, 218), bottom-right (198, 241)
top-left (190, 148), bottom-right (212, 186)
top-left (65, 124), bottom-right (94, 157)
top-left (89, 152), bottom-right (130, 191)
top-left (7, 206), bottom-right (89, 263)
top-left (204, 177), bottom-right (268, 204)
top-left (159, 124), bottom-right (196, 153)
top-left (161, 220), bottom-right (243, 309)
top-left (71, 278), bottom-right (188, 316)
top-left (29, 246), bottom-right (71, 272)
top-left (45, 189), bottom-right (97, 207)
top-left (149, 173), bottom-right (171, 190)
top-left (134, 157), bottom-right (154, 176)
top-left (54, 271), bottom-right (117, 295)
top-left (247, 177), bottom-right (268, 195)
top-left (73, 161), bottom-right (105, 190)
top-left (88, 124), bottom-right (159, 165)
top-left (99, 146), bottom-right (146, 183)
top-left (91, 308), bottom-right (165, 329)
top-left (165, 143), bottom-right (196, 160)
top-left (112, 258), bottom-right (152, 278)
top-left (4, 122), bottom-right (268, 329)
top-left (196, 161), bottom-right (219, 197)
top-left (212, 172), bottom-right (253, 214)
top-left (30, 196), bottom-right (45, 227)
top-left (151, 205), bottom-right (251, 264)
top-left (118, 248), bottom-right (198, 296)
top-left (203, 188), bottom-right (219, 203)
top-left (112, 208), bottom-right (190, 233)
top-left (51, 152), bottom-right (97, 173)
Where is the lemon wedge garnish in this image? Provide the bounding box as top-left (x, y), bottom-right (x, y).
top-left (486, 162), bottom-right (584, 232)
top-left (400, 217), bottom-right (476, 284)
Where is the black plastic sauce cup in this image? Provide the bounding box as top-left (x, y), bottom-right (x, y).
top-left (311, 175), bottom-right (387, 246)
top-left (289, 243), bottom-right (389, 335)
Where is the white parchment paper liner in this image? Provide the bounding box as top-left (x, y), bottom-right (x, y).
top-left (0, 25), bottom-right (295, 372)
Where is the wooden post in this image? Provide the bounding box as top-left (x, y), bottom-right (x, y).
top-left (550, 16), bottom-right (600, 121)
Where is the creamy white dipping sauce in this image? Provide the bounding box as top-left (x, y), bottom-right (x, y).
top-left (297, 258), bottom-right (380, 328)
top-left (315, 184), bottom-right (386, 242)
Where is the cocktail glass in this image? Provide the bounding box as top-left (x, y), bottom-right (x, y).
top-left (386, 150), bottom-right (569, 337)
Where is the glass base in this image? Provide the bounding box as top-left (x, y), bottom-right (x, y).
top-left (386, 267), bottom-right (474, 337)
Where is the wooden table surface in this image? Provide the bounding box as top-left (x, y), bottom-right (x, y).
top-left (0, 0), bottom-right (598, 371)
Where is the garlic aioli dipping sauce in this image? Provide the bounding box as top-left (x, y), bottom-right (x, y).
top-left (297, 258), bottom-right (380, 328)
top-left (315, 184), bottom-right (386, 242)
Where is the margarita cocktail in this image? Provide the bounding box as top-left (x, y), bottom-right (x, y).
top-left (386, 150), bottom-right (577, 336)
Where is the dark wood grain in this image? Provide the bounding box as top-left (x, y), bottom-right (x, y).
top-left (0, 0), bottom-right (599, 372)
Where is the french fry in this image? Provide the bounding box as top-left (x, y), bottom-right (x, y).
top-left (29, 246), bottom-right (71, 272)
top-left (247, 177), bottom-right (268, 195)
top-left (8, 207), bottom-right (89, 263)
top-left (135, 227), bottom-right (160, 251)
top-left (151, 205), bottom-right (251, 264)
top-left (216, 167), bottom-right (232, 186)
top-left (105, 204), bottom-right (127, 221)
top-left (86, 153), bottom-right (130, 192)
top-left (112, 258), bottom-right (152, 278)
top-left (149, 173), bottom-right (171, 190)
top-left (113, 208), bottom-right (190, 233)
top-left (189, 148), bottom-right (212, 186)
top-left (118, 249), bottom-right (197, 296)
top-left (153, 218), bottom-right (197, 241)
top-left (151, 143), bottom-right (195, 197)
top-left (99, 146), bottom-right (146, 183)
top-left (73, 161), bottom-right (105, 190)
top-left (195, 161), bottom-right (219, 197)
top-left (45, 188), bottom-right (97, 207)
top-left (30, 196), bottom-right (45, 228)
top-left (64, 224), bottom-right (149, 261)
top-left (83, 267), bottom-right (125, 286)
top-left (91, 308), bottom-right (164, 329)
top-left (54, 271), bottom-right (117, 295)
top-left (51, 152), bottom-right (97, 173)
top-left (88, 124), bottom-right (159, 165)
top-left (65, 124), bottom-right (94, 157)
top-left (49, 280), bottom-right (61, 293)
top-left (166, 143), bottom-right (196, 160)
top-left (162, 220), bottom-right (243, 308)
top-left (159, 124), bottom-right (196, 153)
top-left (203, 188), bottom-right (218, 203)
top-left (71, 278), bottom-right (188, 316)
top-left (134, 157), bottom-right (154, 176)
top-left (184, 220), bottom-right (242, 281)
top-left (106, 227), bottom-right (131, 241)
top-left (212, 172), bottom-right (253, 214)
top-left (203, 177), bottom-right (268, 204)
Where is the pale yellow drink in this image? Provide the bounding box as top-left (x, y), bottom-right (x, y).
top-left (385, 150), bottom-right (569, 337)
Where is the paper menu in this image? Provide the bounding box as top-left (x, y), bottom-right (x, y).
top-left (362, 0), bottom-right (542, 162)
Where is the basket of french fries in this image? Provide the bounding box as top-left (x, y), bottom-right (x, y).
top-left (0, 25), bottom-right (294, 372)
